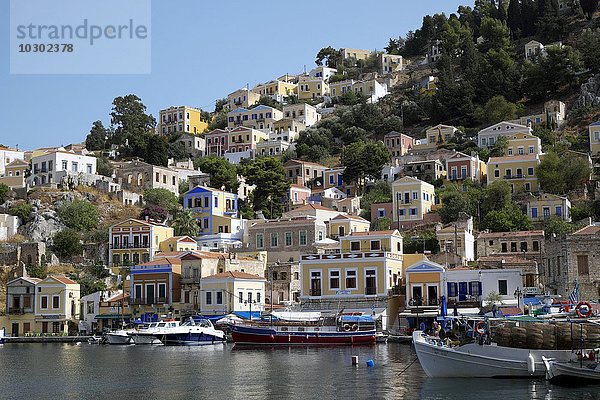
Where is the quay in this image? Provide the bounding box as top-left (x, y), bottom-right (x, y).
top-left (3, 336), bottom-right (91, 344)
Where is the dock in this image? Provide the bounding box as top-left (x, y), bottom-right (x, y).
top-left (3, 336), bottom-right (91, 343)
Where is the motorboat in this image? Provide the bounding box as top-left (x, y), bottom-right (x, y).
top-left (230, 315), bottom-right (377, 345)
top-left (413, 329), bottom-right (581, 378)
top-left (106, 329), bottom-right (134, 345)
top-left (543, 355), bottom-right (600, 384)
top-left (128, 320), bottom-right (180, 345)
top-left (156, 318), bottom-right (225, 345)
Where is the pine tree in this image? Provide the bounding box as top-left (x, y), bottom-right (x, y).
top-left (507, 0), bottom-right (523, 39)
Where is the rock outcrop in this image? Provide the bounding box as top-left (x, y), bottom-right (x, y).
top-left (574, 74), bottom-right (600, 109)
top-left (19, 210), bottom-right (65, 243)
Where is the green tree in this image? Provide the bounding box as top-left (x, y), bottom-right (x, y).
top-left (208, 112), bottom-right (227, 130)
top-left (239, 157), bottom-right (290, 219)
top-left (172, 209), bottom-right (199, 237)
top-left (507, 0), bottom-right (523, 38)
top-left (195, 156), bottom-right (240, 193)
top-left (58, 200), bottom-right (99, 231)
top-left (481, 180), bottom-right (511, 214)
top-left (576, 29), bottom-right (600, 73)
top-left (214, 98), bottom-right (228, 113)
top-left (143, 188), bottom-right (180, 213)
top-left (85, 120), bottom-right (110, 151)
top-left (474, 96), bottom-right (524, 125)
top-left (0, 183), bottom-right (10, 204)
top-left (9, 203), bottom-right (32, 223)
top-left (481, 204), bottom-right (532, 231)
top-left (52, 229), bottom-right (83, 259)
top-left (110, 94), bottom-right (156, 145)
top-left (524, 46), bottom-right (583, 99)
top-left (542, 216), bottom-right (578, 238)
top-left (315, 46), bottom-right (342, 67)
top-left (342, 140), bottom-right (391, 194)
top-left (371, 217), bottom-right (392, 231)
top-left (403, 231), bottom-right (440, 254)
top-left (537, 152), bottom-right (591, 194)
top-left (360, 180), bottom-right (392, 220)
top-left (140, 205), bottom-right (169, 222)
top-left (145, 134), bottom-right (169, 167)
top-left (95, 155), bottom-right (113, 177)
top-left (489, 135), bottom-right (510, 158)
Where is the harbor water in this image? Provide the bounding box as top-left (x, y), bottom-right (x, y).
top-left (0, 342), bottom-right (598, 399)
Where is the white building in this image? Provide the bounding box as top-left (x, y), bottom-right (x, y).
top-left (79, 290), bottom-right (122, 334)
top-left (0, 146), bottom-right (25, 176)
top-left (282, 103), bottom-right (320, 127)
top-left (28, 149), bottom-right (97, 187)
top-left (199, 271), bottom-right (266, 315)
top-left (175, 133), bottom-right (205, 157)
top-left (308, 66), bottom-right (338, 81)
top-left (446, 268), bottom-right (522, 306)
top-left (379, 53), bottom-right (403, 74)
top-left (477, 122), bottom-right (532, 148)
top-left (0, 214), bottom-right (19, 240)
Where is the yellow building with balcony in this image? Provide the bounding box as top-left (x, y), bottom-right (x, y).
top-left (109, 218), bottom-right (174, 268)
top-left (487, 154), bottom-right (540, 193)
top-left (227, 88), bottom-right (261, 110)
top-left (158, 106), bottom-right (208, 136)
top-left (329, 80), bottom-right (355, 98)
top-left (405, 260), bottom-right (444, 308)
top-left (505, 132), bottom-right (542, 157)
top-left (391, 176), bottom-right (436, 223)
top-left (328, 214), bottom-right (370, 239)
top-left (414, 124), bottom-right (458, 150)
top-left (253, 80), bottom-right (297, 102)
top-left (227, 105), bottom-right (283, 130)
top-left (298, 76), bottom-right (329, 100)
top-left (300, 230), bottom-right (404, 301)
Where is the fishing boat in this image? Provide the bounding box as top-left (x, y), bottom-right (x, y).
top-left (128, 320), bottom-right (180, 345)
top-left (543, 356), bottom-right (600, 384)
top-left (155, 317), bottom-right (225, 345)
top-left (106, 329), bottom-right (134, 345)
top-left (230, 315), bottom-right (377, 345)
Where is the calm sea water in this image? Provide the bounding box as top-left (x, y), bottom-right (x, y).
top-left (0, 342), bottom-right (599, 399)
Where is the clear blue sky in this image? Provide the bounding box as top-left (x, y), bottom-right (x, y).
top-left (0, 0), bottom-right (471, 150)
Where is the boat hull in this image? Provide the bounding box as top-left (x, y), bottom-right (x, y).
top-left (106, 333), bottom-right (132, 345)
top-left (413, 331), bottom-right (575, 378)
top-left (231, 325), bottom-right (376, 345)
top-left (158, 332), bottom-right (225, 346)
top-left (544, 358), bottom-right (600, 384)
top-left (129, 333), bottom-right (162, 345)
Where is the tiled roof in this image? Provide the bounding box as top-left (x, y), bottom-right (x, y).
top-left (572, 225), bottom-right (600, 235)
top-left (331, 214), bottom-right (368, 222)
top-left (477, 230), bottom-right (544, 238)
top-left (203, 271), bottom-right (265, 280)
top-left (138, 257), bottom-right (182, 266)
top-left (49, 275), bottom-right (78, 285)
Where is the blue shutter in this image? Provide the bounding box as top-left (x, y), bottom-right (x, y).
top-left (478, 282), bottom-right (482, 296)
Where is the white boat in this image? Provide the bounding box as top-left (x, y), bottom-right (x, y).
top-left (543, 356), bottom-right (600, 383)
top-left (106, 329), bottom-right (134, 345)
top-left (156, 318), bottom-right (225, 345)
top-left (412, 330), bottom-right (577, 378)
top-left (128, 321), bottom-right (180, 345)
top-left (0, 327), bottom-right (5, 344)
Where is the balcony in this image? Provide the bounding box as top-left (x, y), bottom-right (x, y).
top-left (504, 174), bottom-right (524, 179)
top-left (180, 277), bottom-right (201, 284)
top-left (110, 243), bottom-right (150, 250)
top-left (8, 307), bottom-right (26, 314)
top-left (224, 208), bottom-right (237, 214)
top-left (132, 297), bottom-right (167, 305)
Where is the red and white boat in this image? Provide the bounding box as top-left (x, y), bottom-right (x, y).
top-left (230, 315), bottom-right (376, 345)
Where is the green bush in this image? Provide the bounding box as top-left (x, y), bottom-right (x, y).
top-left (52, 229), bottom-right (83, 259)
top-left (58, 200), bottom-right (99, 231)
top-left (9, 203), bottom-right (33, 223)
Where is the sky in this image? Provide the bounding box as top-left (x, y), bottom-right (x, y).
top-left (0, 0), bottom-right (472, 150)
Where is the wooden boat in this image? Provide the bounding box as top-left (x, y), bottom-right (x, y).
top-left (543, 356), bottom-right (600, 384)
top-left (230, 315), bottom-right (376, 345)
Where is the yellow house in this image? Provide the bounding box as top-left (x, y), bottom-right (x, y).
top-left (227, 88), bottom-right (261, 110)
top-left (328, 214), bottom-right (370, 239)
top-left (341, 48), bottom-right (371, 61)
top-left (158, 106), bottom-right (208, 136)
top-left (298, 76), bottom-right (329, 100)
top-left (323, 166), bottom-right (358, 196)
top-left (505, 132), bottom-right (542, 157)
top-left (227, 105), bottom-right (283, 131)
top-left (0, 159), bottom-right (29, 189)
top-left (526, 193), bottom-right (571, 222)
top-left (198, 271), bottom-right (266, 316)
top-left (228, 126), bottom-right (269, 153)
top-left (253, 80), bottom-right (297, 101)
top-left (391, 176), bottom-right (436, 223)
top-left (34, 275), bottom-right (80, 334)
top-left (300, 230), bottom-right (404, 301)
top-left (404, 260), bottom-right (444, 308)
top-left (487, 154), bottom-right (540, 193)
top-left (414, 124), bottom-right (458, 150)
top-left (109, 218), bottom-right (174, 268)
top-left (589, 122), bottom-right (600, 156)
top-left (329, 79), bottom-right (355, 98)
top-left (4, 276), bottom-right (41, 336)
top-left (159, 236), bottom-right (198, 253)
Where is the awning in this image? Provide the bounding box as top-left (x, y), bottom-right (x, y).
top-left (95, 314), bottom-right (132, 320)
top-left (233, 311), bottom-right (262, 320)
top-left (398, 311), bottom-right (438, 318)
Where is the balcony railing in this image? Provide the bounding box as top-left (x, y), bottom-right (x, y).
top-left (8, 307), bottom-right (27, 314)
top-left (309, 289), bottom-right (321, 297)
top-left (132, 297), bottom-right (167, 305)
top-left (110, 243), bottom-right (150, 249)
top-left (504, 174), bottom-right (524, 179)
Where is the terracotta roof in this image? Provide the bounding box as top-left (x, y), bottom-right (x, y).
top-left (138, 257), bottom-right (182, 266)
top-left (49, 275), bottom-right (78, 285)
top-left (477, 230), bottom-right (544, 238)
top-left (153, 251), bottom-right (193, 258)
top-left (331, 214), bottom-right (368, 222)
top-left (488, 155), bottom-right (538, 163)
top-left (572, 225), bottom-right (600, 235)
top-left (180, 251), bottom-right (226, 260)
top-left (203, 271), bottom-right (265, 280)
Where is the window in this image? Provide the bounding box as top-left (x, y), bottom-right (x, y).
top-left (216, 291), bottom-right (223, 304)
top-left (239, 292), bottom-right (243, 303)
top-left (247, 292), bottom-right (253, 302)
top-left (285, 232), bottom-right (292, 246)
top-left (556, 206), bottom-right (562, 217)
top-left (577, 255), bottom-right (589, 276)
top-left (256, 233), bottom-right (264, 249)
top-left (494, 169), bottom-right (500, 178)
top-left (412, 191), bottom-right (418, 200)
top-left (72, 162), bottom-right (78, 172)
top-left (370, 240), bottom-right (381, 251)
top-left (350, 241), bottom-right (360, 251)
top-left (299, 231), bottom-right (307, 246)
top-left (310, 271), bottom-right (322, 296)
top-left (50, 295), bottom-right (60, 309)
top-left (256, 292), bottom-right (261, 303)
top-left (206, 292), bottom-right (212, 305)
top-left (529, 146), bottom-right (534, 154)
top-left (41, 296), bottom-right (48, 309)
top-left (270, 233), bottom-right (278, 247)
top-left (532, 241), bottom-right (539, 251)
top-left (528, 167), bottom-right (534, 176)
top-left (329, 270), bottom-right (340, 290)
top-left (345, 270), bottom-right (357, 289)
top-left (365, 269), bottom-right (377, 295)
top-left (501, 243), bottom-right (508, 252)
top-left (543, 207), bottom-right (551, 218)
top-left (158, 283), bottom-right (166, 300)
top-left (498, 280), bottom-right (508, 296)
top-left (531, 207), bottom-right (538, 218)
